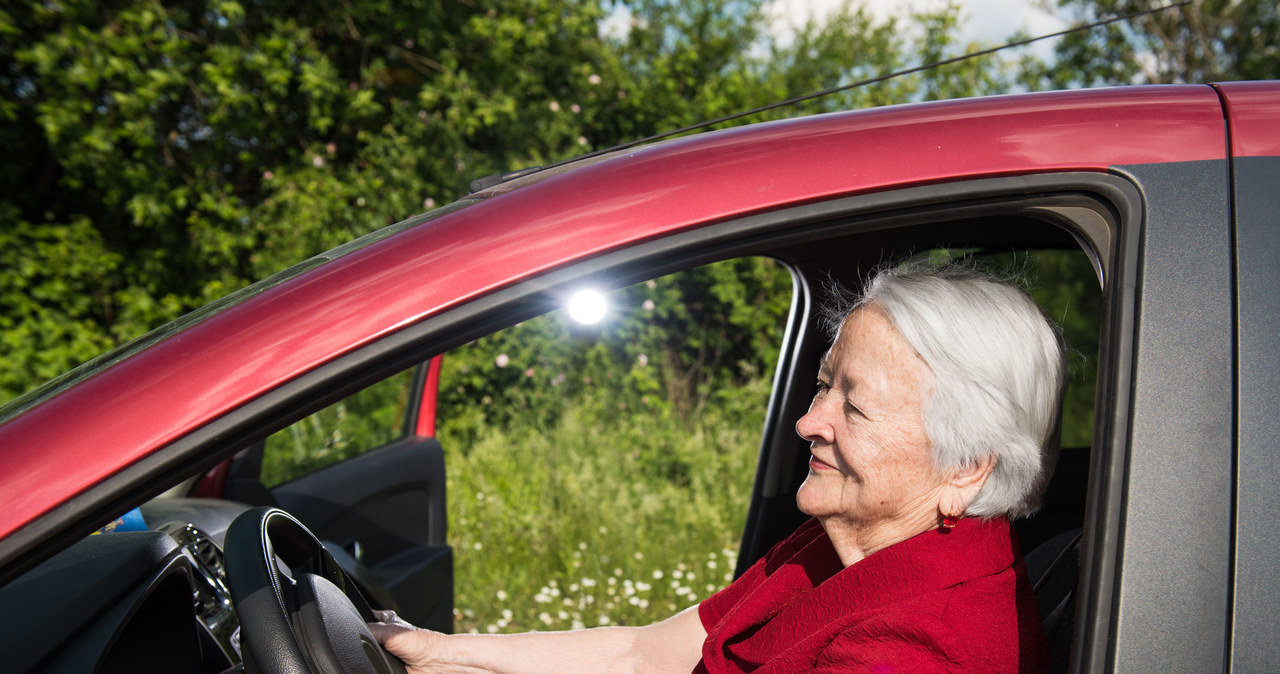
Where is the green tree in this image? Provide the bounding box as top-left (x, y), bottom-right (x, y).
top-left (0, 0), bottom-right (624, 401)
top-left (1, 0), bottom-right (1018, 404)
top-left (1037, 0), bottom-right (1280, 86)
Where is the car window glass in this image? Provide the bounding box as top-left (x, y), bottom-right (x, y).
top-left (260, 368), bottom-right (414, 487)
top-left (436, 257), bottom-right (792, 633)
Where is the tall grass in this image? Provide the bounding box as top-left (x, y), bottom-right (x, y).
top-left (442, 374), bottom-right (771, 633)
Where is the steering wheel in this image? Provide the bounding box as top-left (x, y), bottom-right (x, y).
top-left (223, 507), bottom-right (408, 674)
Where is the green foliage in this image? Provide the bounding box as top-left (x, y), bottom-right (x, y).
top-left (0, 213), bottom-right (122, 395)
top-left (1021, 253), bottom-right (1102, 448)
top-left (2, 0), bottom-right (1031, 404)
top-left (436, 258), bottom-right (793, 448)
top-left (7, 0), bottom-right (1271, 404)
top-left (261, 368), bottom-right (414, 487)
top-left (0, 0), bottom-right (619, 399)
top-left (975, 250), bottom-right (1102, 448)
top-left (445, 372), bottom-right (771, 632)
top-left (1032, 0), bottom-right (1280, 87)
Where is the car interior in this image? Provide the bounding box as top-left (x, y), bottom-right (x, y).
top-left (0, 172), bottom-right (1116, 673)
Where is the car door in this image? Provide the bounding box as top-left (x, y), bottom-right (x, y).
top-left (221, 357), bottom-right (453, 632)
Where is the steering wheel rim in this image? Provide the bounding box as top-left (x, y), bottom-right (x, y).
top-left (223, 506), bottom-right (407, 674)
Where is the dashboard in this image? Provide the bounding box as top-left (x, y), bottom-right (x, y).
top-left (0, 499), bottom-right (252, 673)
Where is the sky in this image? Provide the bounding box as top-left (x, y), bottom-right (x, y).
top-left (765, 0), bottom-right (1069, 59)
top-left (603, 1), bottom-right (1071, 61)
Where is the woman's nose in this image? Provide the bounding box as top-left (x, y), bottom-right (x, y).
top-left (795, 403), bottom-right (832, 443)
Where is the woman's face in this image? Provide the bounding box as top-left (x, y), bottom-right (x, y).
top-left (795, 304), bottom-right (949, 560)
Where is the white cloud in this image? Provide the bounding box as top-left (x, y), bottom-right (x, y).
top-left (764, 0), bottom-right (1067, 60)
top-left (603, 1), bottom-right (1068, 62)
top-left (959, 0), bottom-right (1068, 55)
top-left (600, 4), bottom-right (634, 41)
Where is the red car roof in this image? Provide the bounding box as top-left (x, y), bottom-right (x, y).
top-left (0, 84), bottom-right (1242, 544)
top-left (1218, 81), bottom-right (1280, 157)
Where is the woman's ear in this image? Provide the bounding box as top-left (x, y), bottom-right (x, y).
top-left (939, 454), bottom-right (997, 516)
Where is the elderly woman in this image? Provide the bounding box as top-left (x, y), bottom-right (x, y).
top-left (372, 265), bottom-right (1063, 673)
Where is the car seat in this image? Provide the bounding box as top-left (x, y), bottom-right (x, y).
top-left (1024, 527), bottom-right (1083, 674)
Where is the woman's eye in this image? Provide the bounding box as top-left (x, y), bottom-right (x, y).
top-left (811, 381), bottom-right (830, 402)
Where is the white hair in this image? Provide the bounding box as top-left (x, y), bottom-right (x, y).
top-left (824, 264), bottom-right (1067, 518)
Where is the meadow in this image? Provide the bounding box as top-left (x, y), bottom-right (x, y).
top-left (441, 376), bottom-right (770, 633)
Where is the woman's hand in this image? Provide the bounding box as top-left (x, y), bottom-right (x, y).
top-left (368, 610), bottom-right (451, 673)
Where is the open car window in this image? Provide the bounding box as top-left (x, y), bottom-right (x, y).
top-left (438, 257), bottom-right (792, 632)
top-left (252, 257), bottom-right (793, 633)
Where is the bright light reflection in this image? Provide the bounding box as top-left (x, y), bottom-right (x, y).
top-left (567, 289), bottom-right (608, 325)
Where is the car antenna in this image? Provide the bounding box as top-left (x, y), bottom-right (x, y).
top-left (470, 0), bottom-right (1191, 193)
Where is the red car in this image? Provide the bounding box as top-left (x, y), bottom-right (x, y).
top-left (1, 82), bottom-right (1277, 673)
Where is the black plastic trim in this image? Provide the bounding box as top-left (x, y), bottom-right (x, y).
top-left (1069, 168), bottom-right (1145, 674)
top-left (403, 362), bottom-right (431, 438)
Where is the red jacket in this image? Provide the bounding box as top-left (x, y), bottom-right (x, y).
top-left (695, 517), bottom-right (1050, 673)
